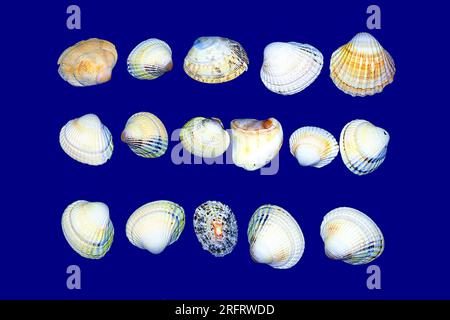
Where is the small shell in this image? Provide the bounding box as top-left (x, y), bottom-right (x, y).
top-left (248, 205), bottom-right (305, 269)
top-left (260, 42), bottom-right (323, 95)
top-left (184, 36), bottom-right (249, 83)
top-left (180, 117), bottom-right (230, 158)
top-left (231, 118), bottom-right (283, 171)
top-left (340, 119), bottom-right (389, 175)
top-left (121, 112), bottom-right (168, 158)
top-left (61, 200), bottom-right (114, 259)
top-left (126, 201), bottom-right (185, 255)
top-left (289, 126), bottom-right (339, 168)
top-left (59, 113), bottom-right (113, 165)
top-left (127, 39), bottom-right (173, 80)
top-left (330, 33), bottom-right (395, 97)
top-left (57, 38), bottom-right (118, 87)
top-left (320, 207), bottom-right (384, 265)
top-left (193, 201), bottom-right (238, 257)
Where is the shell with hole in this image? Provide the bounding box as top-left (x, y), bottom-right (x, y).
top-left (231, 118), bottom-right (283, 171)
top-left (121, 112), bottom-right (168, 158)
top-left (330, 32), bottom-right (395, 97)
top-left (180, 117), bottom-right (230, 158)
top-left (260, 42), bottom-right (323, 95)
top-left (61, 200), bottom-right (114, 259)
top-left (340, 119), bottom-right (389, 175)
top-left (127, 39), bottom-right (173, 80)
top-left (193, 201), bottom-right (238, 257)
top-left (57, 38), bottom-right (118, 87)
top-left (248, 205), bottom-right (305, 269)
top-left (184, 36), bottom-right (249, 83)
top-left (289, 126), bottom-right (339, 168)
top-left (126, 201), bottom-right (185, 255)
top-left (59, 113), bottom-right (113, 165)
top-left (320, 207), bottom-right (384, 265)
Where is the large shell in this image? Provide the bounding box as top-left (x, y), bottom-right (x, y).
top-left (320, 207), bottom-right (384, 265)
top-left (126, 200), bottom-right (185, 255)
top-left (180, 117), bottom-right (230, 158)
top-left (59, 113), bottom-right (113, 165)
top-left (231, 118), bottom-right (283, 171)
top-left (260, 42), bottom-right (323, 95)
top-left (184, 37), bottom-right (249, 83)
top-left (57, 38), bottom-right (118, 87)
top-left (193, 201), bottom-right (238, 257)
top-left (61, 200), bottom-right (114, 259)
top-left (340, 119), bottom-right (389, 175)
top-left (330, 33), bottom-right (395, 97)
top-left (127, 39), bottom-right (173, 80)
top-left (248, 205), bottom-right (305, 269)
top-left (121, 112), bottom-right (168, 158)
top-left (289, 126), bottom-right (338, 168)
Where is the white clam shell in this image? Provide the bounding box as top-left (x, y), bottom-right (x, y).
top-left (320, 207), bottom-right (384, 265)
top-left (126, 200), bottom-right (185, 255)
top-left (61, 200), bottom-right (114, 259)
top-left (231, 118), bottom-right (283, 171)
top-left (289, 126), bottom-right (339, 168)
top-left (180, 117), bottom-right (230, 158)
top-left (260, 42), bottom-right (323, 95)
top-left (340, 119), bottom-right (389, 175)
top-left (59, 113), bottom-right (113, 165)
top-left (248, 205), bottom-right (305, 269)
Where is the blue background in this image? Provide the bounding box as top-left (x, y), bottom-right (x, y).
top-left (1, 1), bottom-right (447, 299)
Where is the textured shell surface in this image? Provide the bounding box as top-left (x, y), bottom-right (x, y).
top-left (289, 126), bottom-right (338, 168)
top-left (330, 32), bottom-right (395, 97)
top-left (231, 118), bottom-right (283, 171)
top-left (340, 119), bottom-right (389, 175)
top-left (180, 117), bottom-right (230, 158)
top-left (121, 112), bottom-right (168, 158)
top-left (193, 201), bottom-right (238, 257)
top-left (59, 113), bottom-right (113, 165)
top-left (247, 205), bottom-right (305, 269)
top-left (127, 39), bottom-right (173, 80)
top-left (61, 200), bottom-right (114, 259)
top-left (320, 207), bottom-right (384, 265)
top-left (57, 38), bottom-right (118, 87)
top-left (260, 42), bottom-right (323, 95)
top-left (126, 200), bottom-right (185, 254)
top-left (184, 36), bottom-right (249, 83)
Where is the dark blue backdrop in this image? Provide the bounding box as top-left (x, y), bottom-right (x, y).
top-left (1, 1), bottom-right (447, 299)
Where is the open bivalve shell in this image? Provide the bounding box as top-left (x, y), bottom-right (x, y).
top-left (248, 205), bottom-right (305, 269)
top-left (320, 207), bottom-right (384, 265)
top-left (126, 201), bottom-right (185, 255)
top-left (61, 200), bottom-right (114, 259)
top-left (59, 113), bottom-right (113, 165)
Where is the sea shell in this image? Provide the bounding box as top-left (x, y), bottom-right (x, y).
top-left (121, 112), bottom-right (168, 158)
top-left (126, 200), bottom-right (185, 255)
top-left (57, 38), bottom-right (118, 87)
top-left (59, 113), bottom-right (113, 165)
top-left (340, 119), bottom-right (389, 175)
top-left (180, 117), bottom-right (230, 158)
top-left (184, 36), bottom-right (249, 83)
top-left (260, 42), bottom-right (323, 95)
top-left (127, 39), bottom-right (173, 80)
top-left (193, 201), bottom-right (238, 257)
top-left (289, 126), bottom-right (338, 168)
top-left (320, 207), bottom-right (384, 265)
top-left (231, 118), bottom-right (283, 171)
top-left (248, 205), bottom-right (305, 269)
top-left (330, 32), bottom-right (395, 97)
top-left (61, 200), bottom-right (114, 259)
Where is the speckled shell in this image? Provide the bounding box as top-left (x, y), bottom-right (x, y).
top-left (184, 37), bottom-right (249, 83)
top-left (57, 38), bottom-right (117, 87)
top-left (330, 33), bottom-right (395, 97)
